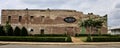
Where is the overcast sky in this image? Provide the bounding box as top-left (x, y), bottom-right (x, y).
top-left (0, 0), bottom-right (120, 27)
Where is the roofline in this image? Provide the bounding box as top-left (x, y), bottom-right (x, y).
top-left (2, 8), bottom-right (77, 12)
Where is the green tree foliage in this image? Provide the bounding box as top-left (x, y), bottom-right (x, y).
top-left (80, 19), bottom-right (94, 36)
top-left (80, 18), bottom-right (103, 35)
top-left (86, 35), bottom-right (92, 42)
top-left (93, 20), bottom-right (103, 28)
top-left (93, 20), bottom-right (103, 35)
top-left (0, 26), bottom-right (6, 36)
top-left (7, 26), bottom-right (14, 36)
top-left (14, 26), bottom-right (21, 36)
top-left (5, 21), bottom-right (12, 36)
top-left (21, 27), bottom-right (28, 36)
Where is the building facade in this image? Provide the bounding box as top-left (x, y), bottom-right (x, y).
top-left (108, 26), bottom-right (120, 35)
top-left (1, 8), bottom-right (107, 36)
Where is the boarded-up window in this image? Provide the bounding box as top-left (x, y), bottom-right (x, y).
top-left (40, 29), bottom-right (44, 34)
top-left (30, 16), bottom-right (34, 19)
top-left (8, 16), bottom-right (11, 22)
top-left (30, 29), bottom-right (34, 32)
top-left (41, 16), bottom-right (44, 22)
top-left (30, 16), bottom-right (34, 21)
top-left (19, 16), bottom-right (22, 22)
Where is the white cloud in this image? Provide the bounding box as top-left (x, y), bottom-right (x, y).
top-left (60, 0), bottom-right (116, 15)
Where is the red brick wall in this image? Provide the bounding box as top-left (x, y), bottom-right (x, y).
top-left (1, 9), bottom-right (107, 36)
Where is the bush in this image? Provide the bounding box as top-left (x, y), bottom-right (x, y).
top-left (0, 36), bottom-right (72, 42)
top-left (66, 36), bottom-right (72, 42)
top-left (4, 21), bottom-right (11, 36)
top-left (21, 27), bottom-right (28, 36)
top-left (14, 26), bottom-right (21, 36)
top-left (75, 34), bottom-right (88, 36)
top-left (7, 26), bottom-right (14, 36)
top-left (108, 35), bottom-right (120, 37)
top-left (75, 34), bottom-right (110, 37)
top-left (86, 36), bottom-right (92, 42)
top-left (90, 37), bottom-right (120, 42)
top-left (33, 34), bottom-right (67, 37)
top-left (0, 26), bottom-right (6, 36)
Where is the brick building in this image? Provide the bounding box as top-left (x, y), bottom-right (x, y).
top-left (1, 8), bottom-right (107, 36)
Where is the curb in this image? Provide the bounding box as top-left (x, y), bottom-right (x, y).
top-left (0, 41), bottom-right (120, 45)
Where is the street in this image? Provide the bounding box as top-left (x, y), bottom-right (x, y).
top-left (0, 44), bottom-right (119, 48)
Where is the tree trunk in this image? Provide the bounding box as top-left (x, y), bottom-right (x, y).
top-left (90, 26), bottom-right (92, 36)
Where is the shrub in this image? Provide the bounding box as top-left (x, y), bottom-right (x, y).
top-left (66, 36), bottom-right (72, 42)
top-left (7, 26), bottom-right (14, 36)
top-left (75, 34), bottom-right (88, 36)
top-left (4, 21), bottom-right (11, 36)
top-left (21, 27), bottom-right (28, 36)
top-left (75, 34), bottom-right (111, 37)
top-left (86, 36), bottom-right (92, 42)
top-left (33, 34), bottom-right (67, 37)
top-left (14, 26), bottom-right (21, 36)
top-left (0, 26), bottom-right (6, 36)
top-left (0, 36), bottom-right (72, 42)
top-left (91, 37), bottom-right (120, 42)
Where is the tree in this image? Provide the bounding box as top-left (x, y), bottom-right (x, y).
top-left (7, 26), bottom-right (14, 36)
top-left (5, 21), bottom-right (11, 36)
top-left (0, 26), bottom-right (6, 36)
top-left (80, 19), bottom-right (94, 35)
top-left (80, 19), bottom-right (94, 41)
top-left (14, 26), bottom-right (21, 36)
top-left (80, 18), bottom-right (103, 35)
top-left (93, 20), bottom-right (103, 35)
top-left (21, 27), bottom-right (28, 36)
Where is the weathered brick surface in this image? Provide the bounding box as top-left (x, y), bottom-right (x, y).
top-left (1, 9), bottom-right (107, 36)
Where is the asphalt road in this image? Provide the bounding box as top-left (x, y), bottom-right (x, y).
top-left (0, 44), bottom-right (119, 48)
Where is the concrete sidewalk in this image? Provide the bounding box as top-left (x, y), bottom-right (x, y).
top-left (0, 41), bottom-right (120, 45)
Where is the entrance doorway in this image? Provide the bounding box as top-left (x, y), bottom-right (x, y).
top-left (40, 29), bottom-right (44, 34)
top-left (65, 27), bottom-right (75, 36)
